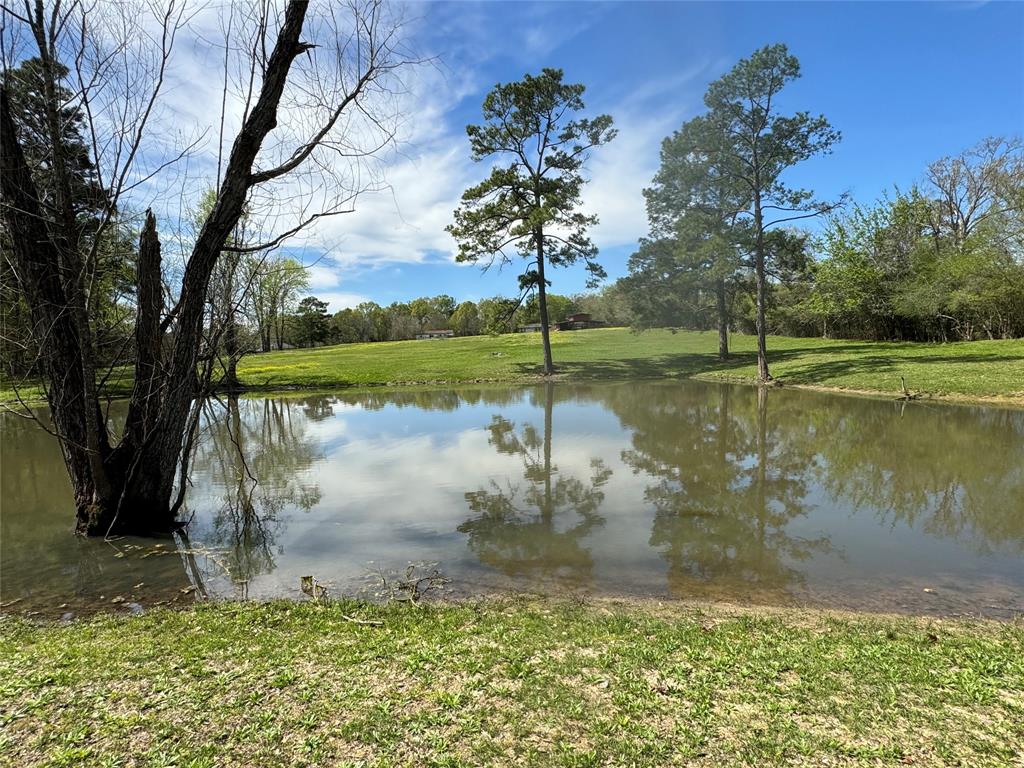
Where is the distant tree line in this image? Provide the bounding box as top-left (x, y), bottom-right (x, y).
top-left (284, 285), bottom-right (634, 348)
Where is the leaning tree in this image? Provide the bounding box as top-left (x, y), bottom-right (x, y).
top-left (0, 0), bottom-right (414, 536)
top-left (447, 68), bottom-right (615, 375)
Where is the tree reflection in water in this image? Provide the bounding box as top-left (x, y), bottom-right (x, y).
top-left (186, 396), bottom-right (323, 595)
top-left (609, 384), bottom-right (831, 602)
top-left (808, 398), bottom-right (1024, 556)
top-left (459, 383), bottom-right (611, 589)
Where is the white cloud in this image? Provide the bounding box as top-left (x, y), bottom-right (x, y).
top-left (316, 291), bottom-right (372, 312)
top-left (94, 3), bottom-right (714, 299)
top-left (583, 66), bottom-right (718, 250)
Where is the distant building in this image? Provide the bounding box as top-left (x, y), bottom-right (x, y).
top-left (415, 329), bottom-right (454, 340)
top-left (517, 323), bottom-right (543, 333)
top-left (556, 313), bottom-right (606, 331)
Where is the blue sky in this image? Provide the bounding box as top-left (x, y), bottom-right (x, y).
top-left (257, 1), bottom-right (1024, 310)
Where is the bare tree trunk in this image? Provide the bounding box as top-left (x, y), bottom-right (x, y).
top-left (275, 309), bottom-right (286, 350)
top-left (0, 88), bottom-right (112, 530)
top-left (225, 318), bottom-right (240, 388)
top-left (535, 228), bottom-right (555, 376)
top-left (753, 192), bottom-right (772, 382)
top-left (715, 277), bottom-right (729, 360)
top-left (222, 252), bottom-right (241, 390)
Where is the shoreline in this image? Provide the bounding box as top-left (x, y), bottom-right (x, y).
top-left (5, 589), bottom-right (1021, 626)
top-left (5, 369), bottom-right (1024, 409)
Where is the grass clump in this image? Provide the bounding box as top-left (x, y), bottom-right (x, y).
top-left (2, 598), bottom-right (1022, 766)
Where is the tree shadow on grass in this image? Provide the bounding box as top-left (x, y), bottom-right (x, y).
top-left (512, 343), bottom-right (1024, 385)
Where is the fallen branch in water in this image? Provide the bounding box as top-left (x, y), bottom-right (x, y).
top-left (897, 376), bottom-right (923, 401)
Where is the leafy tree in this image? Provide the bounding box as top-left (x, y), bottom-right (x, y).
top-left (518, 293), bottom-right (576, 326)
top-left (691, 44), bottom-right (842, 380)
top-left (447, 68), bottom-right (616, 374)
top-left (803, 149), bottom-right (1024, 343)
top-left (3, 58), bottom-right (106, 222)
top-left (572, 284), bottom-right (633, 326)
top-left (623, 215), bottom-right (748, 358)
top-left (639, 109), bottom-right (754, 357)
top-left (354, 301), bottom-right (390, 341)
top-left (291, 296), bottom-right (330, 348)
top-left (478, 296), bottom-right (520, 335)
top-left (1, 58), bottom-right (133, 376)
top-left (449, 301), bottom-right (482, 336)
top-left (249, 256), bottom-right (309, 351)
top-left (621, 238), bottom-right (704, 330)
top-left (329, 308), bottom-right (363, 343)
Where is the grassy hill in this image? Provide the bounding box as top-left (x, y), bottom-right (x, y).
top-left (4, 328), bottom-right (1023, 404)
top-left (238, 327), bottom-right (1024, 401)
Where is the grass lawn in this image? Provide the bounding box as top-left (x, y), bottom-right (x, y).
top-left (1, 598), bottom-right (1021, 767)
top-left (239, 328), bottom-right (1024, 401)
top-left (4, 328), bottom-right (1023, 404)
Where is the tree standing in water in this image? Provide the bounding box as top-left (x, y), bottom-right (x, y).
top-left (0, 0), bottom-right (414, 535)
top-left (448, 69), bottom-right (615, 375)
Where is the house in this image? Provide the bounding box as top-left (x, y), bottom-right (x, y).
top-left (556, 312), bottom-right (606, 331)
top-left (517, 323), bottom-right (543, 333)
top-left (415, 329), bottom-right (454, 340)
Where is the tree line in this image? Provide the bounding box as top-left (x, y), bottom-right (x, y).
top-left (293, 286), bottom-right (632, 347)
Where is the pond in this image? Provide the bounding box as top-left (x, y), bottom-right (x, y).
top-left (2, 381), bottom-right (1022, 619)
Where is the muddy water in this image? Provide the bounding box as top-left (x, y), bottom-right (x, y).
top-left (2, 382), bottom-right (1021, 619)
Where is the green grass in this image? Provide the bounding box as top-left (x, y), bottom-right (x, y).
top-left (238, 328), bottom-right (1024, 400)
top-left (5, 328), bottom-right (1023, 404)
top-left (1, 598), bottom-right (1021, 767)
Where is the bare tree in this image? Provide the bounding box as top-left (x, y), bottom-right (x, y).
top-left (0, 0), bottom-right (416, 536)
top-left (926, 136), bottom-right (1024, 247)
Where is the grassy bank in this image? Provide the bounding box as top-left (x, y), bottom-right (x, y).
top-left (1, 599), bottom-right (1021, 767)
top-left (4, 328), bottom-right (1023, 405)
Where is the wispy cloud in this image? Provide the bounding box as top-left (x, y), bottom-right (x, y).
top-left (114, 2), bottom-right (709, 304)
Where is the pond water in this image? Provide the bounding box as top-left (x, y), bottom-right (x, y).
top-left (2, 381), bottom-right (1022, 619)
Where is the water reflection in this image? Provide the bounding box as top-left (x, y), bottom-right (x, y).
top-left (459, 384), bottom-right (611, 588)
top-left (808, 398), bottom-right (1024, 555)
top-left (610, 386), bottom-right (831, 601)
top-left (2, 382), bottom-right (1022, 618)
top-left (187, 397), bottom-right (322, 595)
